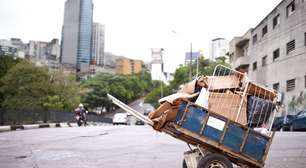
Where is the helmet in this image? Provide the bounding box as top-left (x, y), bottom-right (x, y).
top-left (79, 103), bottom-right (84, 107)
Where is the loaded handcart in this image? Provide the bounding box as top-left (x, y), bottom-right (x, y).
top-left (108, 65), bottom-right (281, 168)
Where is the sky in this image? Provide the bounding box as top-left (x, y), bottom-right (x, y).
top-left (0, 0), bottom-right (283, 72)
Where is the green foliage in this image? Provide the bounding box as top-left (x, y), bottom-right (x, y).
top-left (0, 60), bottom-right (51, 110)
top-left (0, 60), bottom-right (80, 111)
top-left (144, 83), bottom-right (171, 108)
top-left (0, 55), bottom-right (21, 79)
top-left (81, 68), bottom-right (153, 111)
top-left (48, 71), bottom-right (80, 111)
top-left (0, 55), bottom-right (21, 107)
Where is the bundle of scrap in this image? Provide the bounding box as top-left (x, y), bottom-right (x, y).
top-left (108, 65), bottom-right (278, 133)
top-left (147, 65), bottom-right (277, 132)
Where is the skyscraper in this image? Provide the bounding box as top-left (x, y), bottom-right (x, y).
top-left (91, 23), bottom-right (105, 66)
top-left (61, 0), bottom-right (93, 72)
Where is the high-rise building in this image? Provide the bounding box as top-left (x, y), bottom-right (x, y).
top-left (91, 23), bottom-right (105, 66)
top-left (61, 0), bottom-right (93, 73)
top-left (209, 38), bottom-right (229, 61)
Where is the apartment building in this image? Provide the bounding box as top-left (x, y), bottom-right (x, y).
top-left (229, 0), bottom-right (306, 113)
top-left (116, 57), bottom-right (143, 75)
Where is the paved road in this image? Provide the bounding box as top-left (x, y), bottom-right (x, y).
top-left (0, 126), bottom-right (306, 168)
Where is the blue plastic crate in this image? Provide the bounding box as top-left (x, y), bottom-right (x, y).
top-left (176, 101), bottom-right (188, 122)
top-left (242, 132), bottom-right (268, 161)
top-left (202, 116), bottom-right (226, 142)
top-left (223, 123), bottom-right (245, 152)
top-left (180, 105), bottom-right (207, 133)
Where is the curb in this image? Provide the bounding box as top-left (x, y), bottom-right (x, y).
top-left (0, 122), bottom-right (92, 132)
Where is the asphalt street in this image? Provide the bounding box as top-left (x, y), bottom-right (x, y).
top-left (0, 126), bottom-right (306, 168)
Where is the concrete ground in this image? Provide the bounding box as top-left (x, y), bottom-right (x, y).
top-left (0, 126), bottom-right (305, 168)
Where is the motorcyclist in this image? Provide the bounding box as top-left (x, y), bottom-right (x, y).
top-left (75, 103), bottom-right (87, 126)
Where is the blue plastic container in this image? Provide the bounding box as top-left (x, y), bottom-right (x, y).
top-left (242, 132), bottom-right (268, 161)
top-left (177, 104), bottom-right (207, 133)
top-left (223, 123), bottom-right (245, 152)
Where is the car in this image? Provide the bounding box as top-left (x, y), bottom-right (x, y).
top-left (112, 113), bottom-right (128, 125)
top-left (272, 114), bottom-right (296, 131)
top-left (272, 116), bottom-right (284, 131)
top-left (291, 109), bottom-right (306, 131)
top-left (135, 120), bottom-right (145, 125)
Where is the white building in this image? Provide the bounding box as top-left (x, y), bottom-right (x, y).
top-left (25, 39), bottom-right (60, 60)
top-left (229, 0), bottom-right (306, 113)
top-left (0, 39), bottom-right (25, 58)
top-left (91, 22), bottom-right (105, 66)
top-left (209, 38), bottom-right (229, 61)
top-left (150, 48), bottom-right (167, 83)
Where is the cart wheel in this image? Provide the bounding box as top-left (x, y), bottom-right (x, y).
top-left (197, 153), bottom-right (233, 168)
top-left (182, 159), bottom-right (187, 168)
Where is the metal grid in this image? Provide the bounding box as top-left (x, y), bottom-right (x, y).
top-left (207, 65), bottom-right (278, 135)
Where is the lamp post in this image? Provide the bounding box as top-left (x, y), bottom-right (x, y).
top-left (189, 43), bottom-right (192, 80)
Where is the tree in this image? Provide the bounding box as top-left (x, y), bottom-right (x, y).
top-left (48, 71), bottom-right (80, 111)
top-left (80, 69), bottom-right (154, 112)
top-left (0, 60), bottom-right (80, 111)
top-left (0, 60), bottom-right (51, 110)
top-left (0, 55), bottom-right (21, 107)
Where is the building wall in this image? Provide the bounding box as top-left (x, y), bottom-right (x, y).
top-left (0, 40), bottom-right (17, 56)
top-left (116, 58), bottom-right (143, 75)
top-left (229, 0), bottom-right (306, 113)
top-left (61, 0), bottom-right (80, 66)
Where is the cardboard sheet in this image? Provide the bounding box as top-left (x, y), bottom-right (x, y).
top-left (208, 92), bottom-right (247, 125)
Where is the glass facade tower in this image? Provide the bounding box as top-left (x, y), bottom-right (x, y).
top-left (61, 0), bottom-right (93, 72)
top-left (78, 0), bottom-right (93, 64)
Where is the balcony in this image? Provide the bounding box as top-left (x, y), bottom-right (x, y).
top-left (231, 55), bottom-right (250, 69)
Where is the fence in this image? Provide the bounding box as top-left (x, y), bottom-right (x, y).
top-left (0, 108), bottom-right (112, 125)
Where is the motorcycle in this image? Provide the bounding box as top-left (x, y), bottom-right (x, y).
top-left (75, 111), bottom-right (87, 126)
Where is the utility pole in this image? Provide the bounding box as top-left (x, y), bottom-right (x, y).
top-left (189, 43), bottom-right (192, 80)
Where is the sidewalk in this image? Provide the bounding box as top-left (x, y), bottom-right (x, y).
top-left (0, 122), bottom-right (111, 132)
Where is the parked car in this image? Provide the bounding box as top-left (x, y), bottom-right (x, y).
top-left (112, 113), bottom-right (128, 125)
top-left (272, 114), bottom-right (296, 131)
top-left (291, 109), bottom-right (306, 131)
top-left (135, 120), bottom-right (145, 125)
top-left (272, 116), bottom-right (285, 131)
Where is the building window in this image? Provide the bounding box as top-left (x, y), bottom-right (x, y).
top-left (286, 1), bottom-right (295, 17)
top-left (286, 79), bottom-right (295, 91)
top-left (253, 62), bottom-right (257, 71)
top-left (273, 83), bottom-right (280, 91)
top-left (252, 34), bottom-right (257, 44)
top-left (273, 48), bottom-right (280, 61)
top-left (262, 55), bottom-right (267, 66)
top-left (262, 25), bottom-right (268, 37)
top-left (273, 14), bottom-right (280, 28)
top-left (286, 40), bottom-right (295, 54)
